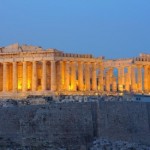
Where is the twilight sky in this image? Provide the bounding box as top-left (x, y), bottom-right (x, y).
top-left (0, 0), bottom-right (150, 58)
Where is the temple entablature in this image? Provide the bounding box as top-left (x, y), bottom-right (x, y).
top-left (104, 58), bottom-right (133, 68)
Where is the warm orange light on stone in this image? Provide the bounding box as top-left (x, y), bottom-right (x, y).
top-left (27, 80), bottom-right (31, 90)
top-left (0, 44), bottom-right (149, 97)
top-left (18, 81), bottom-right (22, 90)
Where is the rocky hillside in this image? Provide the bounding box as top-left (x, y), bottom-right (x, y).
top-left (90, 138), bottom-right (150, 150)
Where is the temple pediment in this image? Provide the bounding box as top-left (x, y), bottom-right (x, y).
top-left (0, 43), bottom-right (63, 54)
top-left (0, 43), bottom-right (43, 53)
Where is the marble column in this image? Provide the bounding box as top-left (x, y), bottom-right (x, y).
top-left (92, 62), bottom-right (97, 91)
top-left (51, 60), bottom-right (56, 91)
top-left (148, 67), bottom-right (150, 92)
top-left (13, 62), bottom-right (17, 92)
top-left (3, 62), bottom-right (7, 92)
top-left (131, 65), bottom-right (136, 92)
top-left (112, 76), bottom-right (117, 92)
top-left (125, 73), bottom-right (129, 91)
top-left (98, 64), bottom-right (104, 91)
top-left (42, 60), bottom-right (46, 91)
top-left (125, 66), bottom-right (131, 92)
top-left (118, 67), bottom-right (124, 91)
top-left (22, 61), bottom-right (27, 92)
top-left (60, 61), bottom-right (65, 90)
top-left (65, 61), bottom-right (70, 91)
top-left (109, 68), bottom-right (113, 89)
top-left (32, 61), bottom-right (37, 91)
top-left (85, 62), bottom-right (90, 91)
top-left (71, 61), bottom-right (76, 91)
top-left (137, 65), bottom-right (142, 92)
top-left (144, 65), bottom-right (149, 92)
top-left (105, 69), bottom-right (110, 92)
top-left (78, 61), bottom-right (84, 91)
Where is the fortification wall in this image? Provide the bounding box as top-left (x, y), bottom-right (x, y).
top-left (96, 102), bottom-right (150, 145)
top-left (0, 101), bottom-right (149, 149)
top-left (0, 103), bottom-right (94, 149)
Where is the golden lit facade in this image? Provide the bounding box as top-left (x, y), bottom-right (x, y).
top-left (0, 43), bottom-right (150, 97)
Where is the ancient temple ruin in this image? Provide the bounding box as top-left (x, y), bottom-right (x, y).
top-left (0, 43), bottom-right (149, 97)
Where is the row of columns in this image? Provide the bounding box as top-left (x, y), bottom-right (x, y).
top-left (1, 60), bottom-right (57, 92)
top-left (1, 60), bottom-right (150, 93)
top-left (58, 61), bottom-right (104, 91)
top-left (105, 65), bottom-right (150, 93)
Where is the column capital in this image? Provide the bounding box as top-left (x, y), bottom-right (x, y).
top-left (60, 60), bottom-right (64, 63)
top-left (92, 62), bottom-right (97, 65)
top-left (71, 61), bottom-right (76, 64)
top-left (42, 59), bottom-right (47, 63)
top-left (144, 65), bottom-right (149, 69)
top-left (65, 61), bottom-right (70, 64)
top-left (86, 62), bottom-right (91, 64)
top-left (51, 60), bottom-right (56, 63)
top-left (78, 61), bottom-right (83, 64)
top-left (137, 64), bottom-right (143, 68)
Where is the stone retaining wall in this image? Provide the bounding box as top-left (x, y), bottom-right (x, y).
top-left (0, 100), bottom-right (149, 149)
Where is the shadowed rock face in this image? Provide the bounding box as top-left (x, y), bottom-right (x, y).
top-left (0, 102), bottom-right (94, 149)
top-left (0, 99), bottom-right (149, 149)
top-left (90, 138), bottom-right (150, 150)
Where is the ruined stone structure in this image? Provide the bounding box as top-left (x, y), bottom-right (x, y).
top-left (0, 43), bottom-right (150, 97)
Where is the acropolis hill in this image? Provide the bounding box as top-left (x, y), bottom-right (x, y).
top-left (0, 43), bottom-right (150, 149)
top-left (0, 43), bottom-right (150, 98)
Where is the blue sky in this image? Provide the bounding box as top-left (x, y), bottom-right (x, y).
top-left (0, 0), bottom-right (150, 58)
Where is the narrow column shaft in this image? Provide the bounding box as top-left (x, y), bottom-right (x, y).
top-left (60, 61), bottom-right (65, 90)
top-left (13, 62), bottom-right (17, 92)
top-left (109, 68), bottom-right (113, 86)
top-left (121, 67), bottom-right (125, 85)
top-left (125, 73), bottom-right (129, 91)
top-left (118, 67), bottom-right (124, 91)
top-left (118, 67), bottom-right (121, 91)
top-left (98, 64), bottom-right (104, 91)
top-left (125, 66), bottom-right (131, 92)
top-left (71, 62), bottom-right (76, 91)
top-left (3, 62), bottom-right (7, 92)
top-left (78, 62), bottom-right (84, 91)
top-left (105, 69), bottom-right (110, 92)
top-left (137, 65), bottom-right (142, 92)
top-left (51, 60), bottom-right (56, 91)
top-left (42, 60), bottom-right (46, 91)
top-left (131, 66), bottom-right (136, 92)
top-left (22, 61), bottom-right (27, 92)
top-left (112, 76), bottom-right (117, 92)
top-left (85, 62), bottom-right (90, 91)
top-left (65, 61), bottom-right (70, 90)
top-left (92, 62), bottom-right (97, 91)
top-left (32, 61), bottom-right (37, 91)
top-left (144, 65), bottom-right (149, 92)
top-left (106, 68), bottom-right (113, 92)
top-left (148, 67), bottom-right (150, 92)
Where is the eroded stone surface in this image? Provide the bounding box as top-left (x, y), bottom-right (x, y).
top-left (90, 138), bottom-right (150, 150)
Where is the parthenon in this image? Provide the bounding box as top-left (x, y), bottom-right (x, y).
top-left (0, 43), bottom-right (150, 97)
